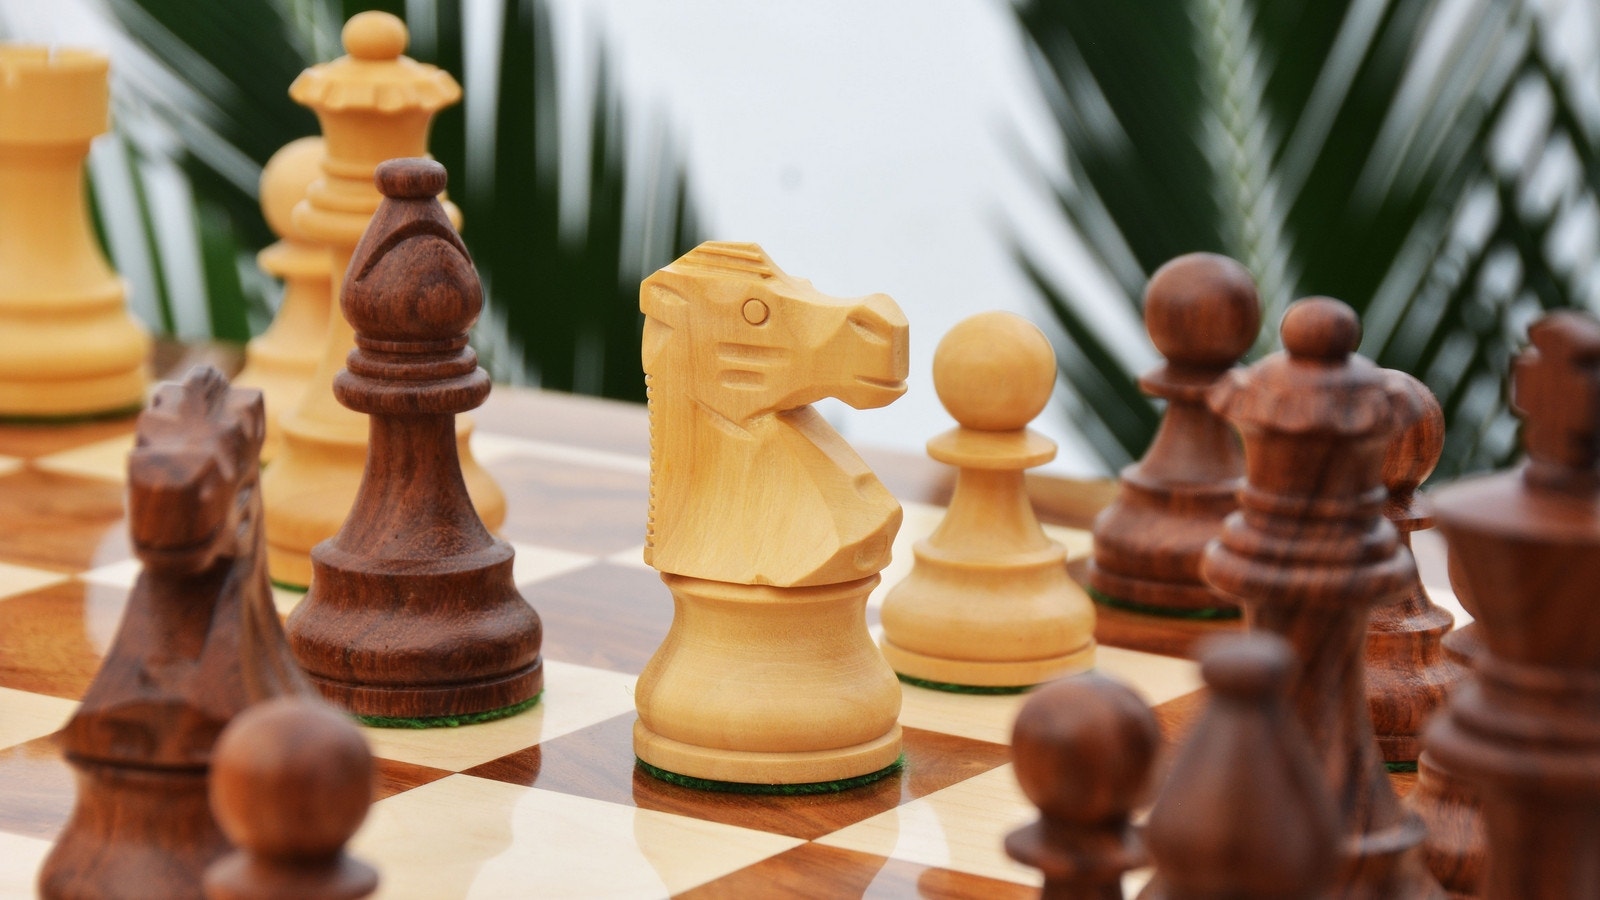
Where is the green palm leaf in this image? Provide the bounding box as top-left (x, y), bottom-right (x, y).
top-left (1017, 0), bottom-right (1600, 477)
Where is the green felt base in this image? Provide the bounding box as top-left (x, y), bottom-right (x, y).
top-left (1385, 760), bottom-right (1419, 774)
top-left (0, 402), bottom-right (143, 426)
top-left (636, 754), bottom-right (905, 795)
top-left (355, 693), bottom-right (541, 729)
top-left (270, 578), bottom-right (309, 594)
top-left (896, 673), bottom-right (1034, 695)
top-left (1086, 585), bottom-right (1241, 621)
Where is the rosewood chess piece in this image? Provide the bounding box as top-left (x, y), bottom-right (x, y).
top-left (285, 159), bottom-right (542, 723)
top-left (1406, 559), bottom-right (1487, 895)
top-left (262, 11), bottom-right (504, 588)
top-left (0, 45), bottom-right (149, 417)
top-left (1202, 297), bottom-right (1444, 898)
top-left (1140, 633), bottom-right (1340, 900)
top-left (1005, 672), bottom-right (1157, 898)
top-left (1089, 253), bottom-right (1259, 617)
top-left (1425, 311), bottom-right (1600, 900)
top-left (233, 136), bottom-right (333, 463)
top-left (205, 697), bottom-right (378, 900)
top-left (1366, 370), bottom-right (1462, 763)
top-left (633, 241), bottom-right (908, 787)
top-left (39, 367), bottom-right (311, 900)
top-left (880, 311), bottom-right (1096, 689)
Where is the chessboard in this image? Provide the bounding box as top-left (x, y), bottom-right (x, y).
top-left (0, 363), bottom-right (1462, 899)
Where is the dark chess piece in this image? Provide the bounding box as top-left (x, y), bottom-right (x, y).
top-left (285, 158), bottom-right (543, 724)
top-left (1366, 370), bottom-right (1463, 763)
top-left (1089, 253), bottom-right (1259, 617)
top-left (39, 367), bottom-right (312, 900)
top-left (1005, 673), bottom-right (1158, 898)
top-left (1425, 310), bottom-right (1600, 900)
top-left (1406, 549), bottom-right (1488, 896)
top-left (1141, 633), bottom-right (1340, 900)
top-left (205, 697), bottom-right (378, 900)
top-left (1202, 297), bottom-right (1444, 898)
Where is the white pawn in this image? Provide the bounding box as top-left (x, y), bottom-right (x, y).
top-left (233, 136), bottom-right (333, 464)
top-left (880, 312), bottom-right (1096, 690)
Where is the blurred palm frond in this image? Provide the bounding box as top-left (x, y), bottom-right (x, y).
top-left (1016, 0), bottom-right (1600, 477)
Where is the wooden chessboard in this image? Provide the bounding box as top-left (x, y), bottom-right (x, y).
top-left (0, 370), bottom-right (1462, 898)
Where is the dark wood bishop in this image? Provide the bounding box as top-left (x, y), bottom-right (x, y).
top-left (1202, 297), bottom-right (1444, 898)
top-left (39, 366), bottom-right (312, 900)
top-left (1141, 633), bottom-right (1340, 900)
top-left (1425, 310), bottom-right (1600, 900)
top-left (1365, 370), bottom-right (1462, 763)
top-left (1089, 253), bottom-right (1259, 617)
top-left (205, 697), bottom-right (378, 900)
top-left (285, 157), bottom-right (543, 723)
top-left (1005, 672), bottom-right (1157, 899)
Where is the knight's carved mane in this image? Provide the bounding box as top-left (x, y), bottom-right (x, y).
top-left (639, 243), bottom-right (903, 587)
top-left (669, 241), bottom-right (777, 279)
top-left (641, 242), bottom-right (779, 557)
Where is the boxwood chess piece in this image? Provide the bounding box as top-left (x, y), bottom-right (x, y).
top-left (880, 311), bottom-right (1095, 690)
top-left (0, 45), bottom-right (149, 418)
top-left (633, 241), bottom-right (908, 790)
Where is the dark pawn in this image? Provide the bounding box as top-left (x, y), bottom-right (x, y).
top-left (1089, 253), bottom-right (1260, 620)
top-left (1202, 298), bottom-right (1443, 898)
top-left (1425, 311), bottom-right (1600, 900)
top-left (1141, 633), bottom-right (1340, 900)
top-left (40, 367), bottom-right (312, 900)
top-left (1365, 370), bottom-right (1463, 763)
top-left (1406, 549), bottom-right (1487, 896)
top-left (205, 697), bottom-right (378, 900)
top-left (1005, 673), bottom-right (1158, 899)
top-left (286, 158), bottom-right (542, 722)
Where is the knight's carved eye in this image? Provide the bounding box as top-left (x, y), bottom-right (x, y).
top-left (742, 298), bottom-right (770, 325)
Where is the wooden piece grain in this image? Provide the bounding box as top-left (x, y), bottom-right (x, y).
top-left (0, 45), bottom-right (148, 417)
top-left (1141, 633), bottom-right (1339, 900)
top-left (260, 11), bottom-right (502, 588)
top-left (1424, 311), bottom-right (1600, 900)
top-left (1365, 370), bottom-right (1462, 763)
top-left (205, 697), bottom-right (378, 900)
top-left (232, 136), bottom-right (333, 464)
top-left (1089, 254), bottom-right (1258, 617)
top-left (285, 158), bottom-right (542, 721)
top-left (1005, 673), bottom-right (1157, 899)
top-left (1202, 297), bottom-right (1444, 898)
top-left (38, 367), bottom-right (312, 900)
top-left (633, 241), bottom-right (908, 785)
top-left (881, 312), bottom-right (1096, 688)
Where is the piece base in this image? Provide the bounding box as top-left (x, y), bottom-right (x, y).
top-left (1086, 584), bottom-right (1240, 620)
top-left (896, 673), bottom-right (1033, 695)
top-left (636, 754), bottom-right (904, 795)
top-left (879, 637), bottom-right (1094, 688)
top-left (307, 659), bottom-right (543, 722)
top-left (633, 719), bottom-right (903, 785)
top-left (355, 693), bottom-right (541, 729)
top-left (1376, 731), bottom-right (1423, 765)
top-left (267, 544), bottom-right (314, 591)
top-left (0, 400), bottom-right (143, 425)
